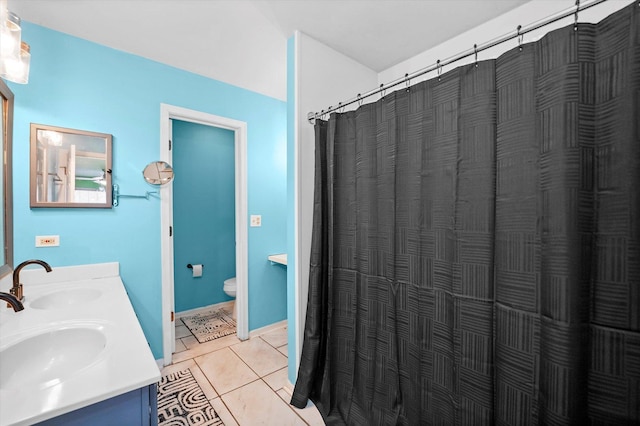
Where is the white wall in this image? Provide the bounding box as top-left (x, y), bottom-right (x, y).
top-left (292, 31), bottom-right (377, 373)
top-left (305, 1), bottom-right (634, 118)
top-left (379, 0), bottom-right (633, 85)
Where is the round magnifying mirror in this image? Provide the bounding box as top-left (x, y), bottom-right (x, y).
top-left (143, 161), bottom-right (174, 185)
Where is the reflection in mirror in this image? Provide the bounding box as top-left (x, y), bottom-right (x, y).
top-left (0, 79), bottom-right (13, 279)
top-left (30, 124), bottom-right (112, 208)
top-left (143, 161), bottom-right (174, 185)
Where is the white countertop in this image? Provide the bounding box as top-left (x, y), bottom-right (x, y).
top-left (0, 263), bottom-right (161, 426)
top-left (267, 253), bottom-right (287, 265)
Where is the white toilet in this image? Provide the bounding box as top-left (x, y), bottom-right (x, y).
top-left (223, 277), bottom-right (237, 319)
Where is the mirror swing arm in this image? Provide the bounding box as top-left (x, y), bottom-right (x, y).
top-left (112, 161), bottom-right (173, 207)
top-left (112, 184), bottom-right (158, 207)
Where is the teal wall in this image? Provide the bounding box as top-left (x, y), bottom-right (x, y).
top-left (172, 120), bottom-right (235, 313)
top-left (9, 22), bottom-right (287, 359)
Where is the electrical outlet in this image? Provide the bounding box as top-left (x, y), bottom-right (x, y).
top-left (250, 215), bottom-right (262, 227)
top-left (35, 235), bottom-right (60, 247)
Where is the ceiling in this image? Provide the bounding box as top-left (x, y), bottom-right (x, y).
top-left (250, 0), bottom-right (530, 71)
top-left (10, 0), bottom-right (530, 100)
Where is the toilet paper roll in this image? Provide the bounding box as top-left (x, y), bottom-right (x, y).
top-left (192, 264), bottom-right (203, 278)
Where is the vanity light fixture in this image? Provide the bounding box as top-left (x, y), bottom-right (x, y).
top-left (0, 1), bottom-right (30, 84)
top-left (0, 10), bottom-right (19, 60)
top-left (1, 40), bottom-right (30, 84)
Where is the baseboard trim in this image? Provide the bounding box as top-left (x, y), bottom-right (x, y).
top-left (175, 300), bottom-right (234, 319)
top-left (284, 381), bottom-right (294, 395)
top-left (249, 319), bottom-right (287, 339)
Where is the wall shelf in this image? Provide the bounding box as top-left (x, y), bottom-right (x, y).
top-left (268, 253), bottom-right (287, 266)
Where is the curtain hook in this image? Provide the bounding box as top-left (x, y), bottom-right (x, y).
top-left (380, 83), bottom-right (386, 99)
top-left (357, 93), bottom-right (363, 107)
top-left (574, 0), bottom-right (580, 31)
top-left (474, 44), bottom-right (479, 68)
top-left (405, 73), bottom-right (411, 92)
top-left (517, 25), bottom-right (524, 51)
top-left (437, 59), bottom-right (442, 81)
top-left (338, 102), bottom-right (344, 113)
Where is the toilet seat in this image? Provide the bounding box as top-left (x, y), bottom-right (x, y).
top-left (223, 277), bottom-right (237, 320)
top-left (223, 277), bottom-right (237, 297)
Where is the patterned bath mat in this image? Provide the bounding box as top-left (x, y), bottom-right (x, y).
top-left (180, 308), bottom-right (236, 343)
top-left (157, 369), bottom-right (224, 425)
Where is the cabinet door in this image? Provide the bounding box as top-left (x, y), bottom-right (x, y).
top-left (36, 384), bottom-right (157, 426)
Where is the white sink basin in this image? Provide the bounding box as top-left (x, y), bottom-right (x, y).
top-left (0, 326), bottom-right (107, 389)
top-left (30, 288), bottom-right (102, 310)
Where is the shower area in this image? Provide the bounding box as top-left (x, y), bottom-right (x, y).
top-left (291, 2), bottom-right (640, 424)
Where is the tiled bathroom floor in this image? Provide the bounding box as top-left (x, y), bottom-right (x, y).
top-left (162, 315), bottom-right (324, 425)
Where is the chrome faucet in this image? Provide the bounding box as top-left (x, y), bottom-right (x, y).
top-left (0, 292), bottom-right (24, 311)
top-left (11, 259), bottom-right (52, 302)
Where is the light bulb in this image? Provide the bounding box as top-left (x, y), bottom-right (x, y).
top-left (0, 11), bottom-right (20, 59)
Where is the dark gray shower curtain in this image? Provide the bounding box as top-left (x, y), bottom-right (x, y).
top-left (292, 3), bottom-right (639, 425)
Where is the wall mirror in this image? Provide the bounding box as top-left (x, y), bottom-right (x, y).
top-left (30, 123), bottom-right (113, 208)
top-left (0, 79), bottom-right (14, 279)
top-left (143, 161), bottom-right (174, 185)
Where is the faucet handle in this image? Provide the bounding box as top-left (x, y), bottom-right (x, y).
top-left (9, 284), bottom-right (23, 302)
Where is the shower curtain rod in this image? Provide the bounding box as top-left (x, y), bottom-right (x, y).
top-left (307, 0), bottom-right (612, 124)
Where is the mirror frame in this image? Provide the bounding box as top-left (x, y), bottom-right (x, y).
top-left (30, 123), bottom-right (113, 208)
top-left (0, 78), bottom-right (13, 279)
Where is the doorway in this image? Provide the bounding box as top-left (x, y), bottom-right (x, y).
top-left (160, 104), bottom-right (248, 366)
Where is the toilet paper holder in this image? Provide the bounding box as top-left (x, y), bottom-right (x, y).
top-left (186, 264), bottom-right (204, 269)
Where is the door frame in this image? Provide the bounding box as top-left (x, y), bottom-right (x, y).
top-left (160, 103), bottom-right (249, 365)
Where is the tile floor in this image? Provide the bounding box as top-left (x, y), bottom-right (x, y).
top-left (161, 313), bottom-right (325, 426)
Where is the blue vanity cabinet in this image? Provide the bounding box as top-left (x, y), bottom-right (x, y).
top-left (36, 383), bottom-right (158, 426)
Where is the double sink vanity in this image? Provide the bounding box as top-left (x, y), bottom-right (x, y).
top-left (0, 262), bottom-right (160, 425)
top-left (0, 58), bottom-right (159, 425)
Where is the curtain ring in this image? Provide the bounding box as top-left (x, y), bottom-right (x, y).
top-left (357, 93), bottom-right (363, 107)
top-left (517, 25), bottom-right (524, 51)
top-left (574, 0), bottom-right (580, 31)
top-left (405, 73), bottom-right (410, 92)
top-left (474, 44), bottom-right (479, 68)
top-left (437, 59), bottom-right (442, 81)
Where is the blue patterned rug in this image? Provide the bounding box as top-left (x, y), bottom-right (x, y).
top-left (157, 369), bottom-right (224, 425)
